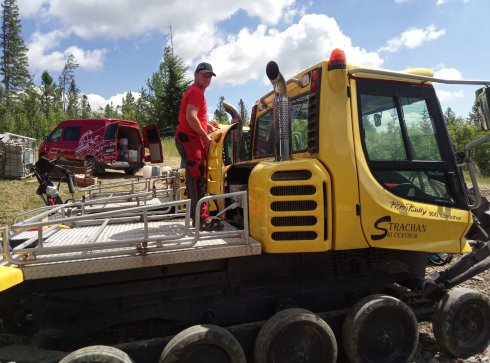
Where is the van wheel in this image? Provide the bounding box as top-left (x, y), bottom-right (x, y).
top-left (86, 157), bottom-right (104, 176)
top-left (124, 167), bottom-right (139, 175)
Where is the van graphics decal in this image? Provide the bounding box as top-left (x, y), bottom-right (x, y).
top-left (371, 216), bottom-right (427, 241)
top-left (74, 127), bottom-right (116, 162)
top-left (75, 130), bottom-right (103, 155)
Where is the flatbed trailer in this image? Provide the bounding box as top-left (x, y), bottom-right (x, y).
top-left (2, 191), bottom-right (257, 278)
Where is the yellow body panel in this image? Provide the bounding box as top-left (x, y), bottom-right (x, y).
top-left (248, 159), bottom-right (332, 253)
top-left (207, 126), bottom-right (231, 196)
top-left (0, 266), bottom-right (23, 292)
top-left (318, 65), bottom-right (369, 250)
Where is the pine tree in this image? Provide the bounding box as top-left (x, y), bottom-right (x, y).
top-left (161, 46), bottom-right (190, 130)
top-left (58, 54), bottom-right (78, 112)
top-left (104, 103), bottom-right (118, 118)
top-left (121, 91), bottom-right (136, 120)
top-left (66, 78), bottom-right (79, 119)
top-left (0, 0), bottom-right (31, 95)
top-left (214, 96), bottom-right (229, 124)
top-left (238, 99), bottom-right (249, 124)
top-left (80, 94), bottom-right (91, 119)
top-left (468, 99), bottom-right (483, 127)
top-left (146, 46), bottom-right (190, 131)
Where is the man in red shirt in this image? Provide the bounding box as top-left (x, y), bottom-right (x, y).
top-left (175, 62), bottom-right (223, 230)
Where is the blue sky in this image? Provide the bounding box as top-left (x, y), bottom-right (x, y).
top-left (17, 0), bottom-right (490, 120)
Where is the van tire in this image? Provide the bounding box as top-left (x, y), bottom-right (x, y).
top-left (124, 168), bottom-right (139, 175)
top-left (86, 157), bottom-right (105, 176)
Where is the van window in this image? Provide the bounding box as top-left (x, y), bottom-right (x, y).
top-left (104, 123), bottom-right (118, 140)
top-left (63, 126), bottom-right (81, 141)
top-left (49, 127), bottom-right (63, 142)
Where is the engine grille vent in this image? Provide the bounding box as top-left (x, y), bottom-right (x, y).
top-left (271, 185), bottom-right (316, 196)
top-left (272, 231), bottom-right (317, 241)
top-left (271, 200), bottom-right (317, 212)
top-left (271, 170), bottom-right (311, 181)
top-left (271, 216), bottom-right (317, 226)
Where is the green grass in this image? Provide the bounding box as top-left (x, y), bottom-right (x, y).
top-left (162, 137), bottom-right (181, 168)
top-left (162, 137), bottom-right (179, 159)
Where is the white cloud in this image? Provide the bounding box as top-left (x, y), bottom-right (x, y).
top-left (435, 89), bottom-right (464, 102)
top-left (64, 46), bottom-right (107, 71)
top-left (437, 0), bottom-right (470, 5)
top-left (378, 25), bottom-right (445, 53)
top-left (434, 67), bottom-right (462, 80)
top-left (21, 0), bottom-right (299, 76)
top-left (34, 0), bottom-right (296, 39)
top-left (27, 30), bottom-right (107, 73)
top-left (86, 92), bottom-right (141, 111)
top-left (197, 14), bottom-right (383, 88)
top-left (18, 0), bottom-right (47, 18)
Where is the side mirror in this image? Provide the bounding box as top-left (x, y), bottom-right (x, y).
top-left (43, 135), bottom-right (48, 141)
top-left (475, 87), bottom-right (490, 131)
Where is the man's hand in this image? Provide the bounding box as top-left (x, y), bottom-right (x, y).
top-left (204, 135), bottom-right (211, 150)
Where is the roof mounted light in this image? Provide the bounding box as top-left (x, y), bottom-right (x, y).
top-left (328, 48), bottom-right (346, 71)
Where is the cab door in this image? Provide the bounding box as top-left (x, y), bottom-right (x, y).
top-left (143, 125), bottom-right (163, 163)
top-left (352, 78), bottom-right (472, 253)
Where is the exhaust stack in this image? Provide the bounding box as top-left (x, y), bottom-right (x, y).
top-left (266, 61), bottom-right (292, 161)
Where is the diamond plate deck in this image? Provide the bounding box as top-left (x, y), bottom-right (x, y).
top-left (2, 219), bottom-right (261, 280)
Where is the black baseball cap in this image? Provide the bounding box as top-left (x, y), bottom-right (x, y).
top-left (195, 62), bottom-right (216, 76)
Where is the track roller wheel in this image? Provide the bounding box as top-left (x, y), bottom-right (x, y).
top-left (254, 308), bottom-right (337, 363)
top-left (159, 324), bottom-right (246, 363)
top-left (59, 345), bottom-right (134, 362)
top-left (342, 294), bottom-right (418, 363)
top-left (432, 287), bottom-right (490, 357)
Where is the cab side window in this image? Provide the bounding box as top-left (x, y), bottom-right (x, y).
top-left (253, 94), bottom-right (310, 158)
top-left (254, 112), bottom-right (274, 158)
top-left (290, 94), bottom-right (309, 152)
top-left (358, 80), bottom-right (463, 208)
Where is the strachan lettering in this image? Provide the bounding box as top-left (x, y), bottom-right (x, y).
top-left (371, 216), bottom-right (427, 241)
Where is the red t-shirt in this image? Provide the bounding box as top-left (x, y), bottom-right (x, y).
top-left (176, 83), bottom-right (208, 137)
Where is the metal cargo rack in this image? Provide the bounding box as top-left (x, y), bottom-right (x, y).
top-left (78, 169), bottom-right (181, 200)
top-left (75, 172), bottom-right (182, 214)
top-left (0, 191), bottom-right (261, 280)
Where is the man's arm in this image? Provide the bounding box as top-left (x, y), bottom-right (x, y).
top-left (186, 104), bottom-right (211, 148)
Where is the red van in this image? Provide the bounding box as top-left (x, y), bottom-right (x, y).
top-left (39, 118), bottom-right (163, 175)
